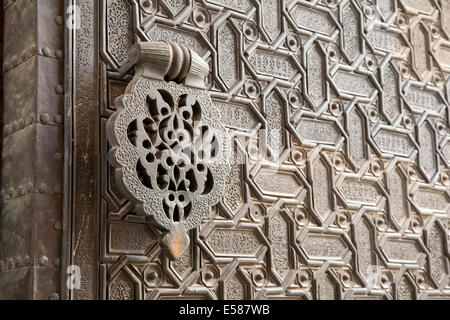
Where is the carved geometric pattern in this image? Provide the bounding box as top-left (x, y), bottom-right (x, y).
top-left (102, 0), bottom-right (133, 70)
top-left (96, 0), bottom-right (450, 300)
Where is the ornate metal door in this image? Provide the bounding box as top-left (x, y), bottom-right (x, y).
top-left (65, 0), bottom-right (450, 300)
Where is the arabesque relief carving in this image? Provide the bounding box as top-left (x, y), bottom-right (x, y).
top-left (106, 41), bottom-right (231, 260)
top-left (62, 0), bottom-right (450, 300)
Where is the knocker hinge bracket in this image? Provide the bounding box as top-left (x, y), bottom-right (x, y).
top-left (128, 41), bottom-right (209, 89)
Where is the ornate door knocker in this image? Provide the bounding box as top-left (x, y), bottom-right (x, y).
top-left (107, 41), bottom-right (231, 260)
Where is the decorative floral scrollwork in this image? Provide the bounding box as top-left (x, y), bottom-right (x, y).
top-left (107, 43), bottom-right (230, 259)
top-left (130, 89), bottom-right (220, 222)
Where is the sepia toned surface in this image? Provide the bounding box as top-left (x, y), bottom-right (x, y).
top-left (88, 0), bottom-right (450, 300)
top-left (106, 55), bottom-right (232, 259)
top-left (2, 0), bottom-right (450, 300)
top-left (0, 0), bottom-right (64, 299)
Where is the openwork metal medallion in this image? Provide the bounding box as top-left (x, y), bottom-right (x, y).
top-left (107, 43), bottom-right (231, 259)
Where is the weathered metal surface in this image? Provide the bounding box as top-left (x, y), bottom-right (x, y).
top-left (64, 0), bottom-right (99, 300)
top-left (65, 0), bottom-right (450, 300)
top-left (106, 42), bottom-right (231, 259)
top-left (0, 0), bottom-right (64, 299)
